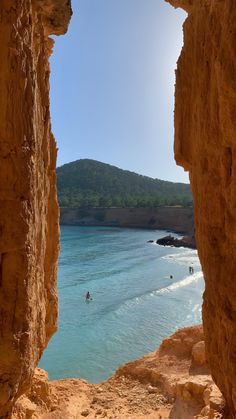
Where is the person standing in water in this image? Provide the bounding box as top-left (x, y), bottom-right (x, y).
top-left (86, 291), bottom-right (91, 301)
top-left (189, 266), bottom-right (194, 274)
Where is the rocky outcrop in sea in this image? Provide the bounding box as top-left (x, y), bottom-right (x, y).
top-left (156, 234), bottom-right (196, 249)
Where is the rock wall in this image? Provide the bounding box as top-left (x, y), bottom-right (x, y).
top-left (1, 0), bottom-right (235, 417)
top-left (60, 206), bottom-right (194, 235)
top-left (167, 0), bottom-right (236, 415)
top-left (0, 1), bottom-right (71, 417)
top-left (12, 326), bottom-right (225, 419)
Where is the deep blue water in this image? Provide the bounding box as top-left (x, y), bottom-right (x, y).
top-left (40, 226), bottom-right (204, 383)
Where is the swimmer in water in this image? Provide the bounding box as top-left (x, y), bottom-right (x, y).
top-left (85, 291), bottom-right (91, 301)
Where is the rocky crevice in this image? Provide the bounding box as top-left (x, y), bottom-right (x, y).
top-left (0, 0), bottom-right (236, 417)
top-left (0, 1), bottom-right (71, 417)
top-left (166, 0), bottom-right (236, 415)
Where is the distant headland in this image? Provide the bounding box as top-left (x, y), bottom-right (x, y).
top-left (57, 159), bottom-right (195, 248)
top-left (57, 159), bottom-right (192, 208)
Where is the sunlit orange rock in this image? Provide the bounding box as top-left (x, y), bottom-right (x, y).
top-left (167, 0), bottom-right (236, 415)
top-left (13, 326), bottom-right (224, 418)
top-left (0, 1), bottom-right (71, 416)
top-left (1, 0), bottom-right (236, 417)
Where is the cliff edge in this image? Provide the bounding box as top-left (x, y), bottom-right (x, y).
top-left (12, 326), bottom-right (225, 419)
top-left (166, 0), bottom-right (236, 414)
top-left (0, 1), bottom-right (71, 417)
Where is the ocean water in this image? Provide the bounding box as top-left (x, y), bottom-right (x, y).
top-left (39, 226), bottom-right (204, 383)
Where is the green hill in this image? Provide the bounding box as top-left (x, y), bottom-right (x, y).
top-left (57, 159), bottom-right (192, 208)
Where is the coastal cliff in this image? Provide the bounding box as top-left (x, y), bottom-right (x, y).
top-left (60, 206), bottom-right (194, 234)
top-left (12, 326), bottom-right (224, 418)
top-left (0, 1), bottom-right (71, 417)
top-left (0, 0), bottom-right (236, 417)
top-left (166, 0), bottom-right (236, 414)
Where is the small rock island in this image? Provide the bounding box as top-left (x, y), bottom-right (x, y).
top-left (156, 234), bottom-right (196, 249)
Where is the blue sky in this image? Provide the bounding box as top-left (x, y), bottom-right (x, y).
top-left (50, 0), bottom-right (188, 182)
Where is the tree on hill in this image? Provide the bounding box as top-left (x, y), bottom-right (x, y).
top-left (57, 159), bottom-right (193, 208)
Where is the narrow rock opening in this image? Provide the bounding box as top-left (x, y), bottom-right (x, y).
top-left (39, 0), bottom-right (204, 391)
top-left (2, 0), bottom-right (236, 417)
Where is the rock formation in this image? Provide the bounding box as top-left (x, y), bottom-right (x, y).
top-left (1, 0), bottom-right (236, 417)
top-left (156, 234), bottom-right (196, 249)
top-left (0, 1), bottom-right (71, 417)
top-left (60, 206), bottom-right (195, 235)
top-left (166, 0), bottom-right (236, 415)
top-left (12, 326), bottom-right (225, 418)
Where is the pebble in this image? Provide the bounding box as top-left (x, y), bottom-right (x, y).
top-left (96, 408), bottom-right (103, 414)
top-left (91, 396), bottom-right (98, 404)
top-left (81, 409), bottom-right (90, 417)
top-left (147, 385), bottom-right (158, 394)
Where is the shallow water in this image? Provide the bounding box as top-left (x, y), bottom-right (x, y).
top-left (40, 226), bottom-right (204, 383)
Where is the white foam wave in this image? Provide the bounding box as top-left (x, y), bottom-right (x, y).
top-left (114, 271), bottom-right (204, 315)
top-left (157, 271), bottom-right (203, 294)
top-left (192, 303), bottom-right (200, 312)
top-left (162, 249), bottom-right (201, 268)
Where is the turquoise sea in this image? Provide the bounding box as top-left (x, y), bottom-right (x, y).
top-left (40, 226), bottom-right (204, 383)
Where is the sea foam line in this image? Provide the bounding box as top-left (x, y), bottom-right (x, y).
top-left (161, 249), bottom-right (201, 268)
top-left (114, 271), bottom-right (204, 315)
top-left (157, 271), bottom-right (203, 294)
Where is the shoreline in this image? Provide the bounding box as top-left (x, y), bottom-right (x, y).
top-left (60, 205), bottom-right (195, 236)
top-left (60, 223), bottom-right (196, 250)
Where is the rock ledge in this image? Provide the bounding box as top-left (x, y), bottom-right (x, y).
top-left (13, 326), bottom-right (225, 419)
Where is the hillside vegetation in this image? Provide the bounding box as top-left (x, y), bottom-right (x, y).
top-left (57, 159), bottom-right (192, 208)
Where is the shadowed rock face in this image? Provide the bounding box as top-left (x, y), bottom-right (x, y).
top-left (0, 1), bottom-right (71, 417)
top-left (166, 0), bottom-right (236, 415)
top-left (1, 0), bottom-right (235, 417)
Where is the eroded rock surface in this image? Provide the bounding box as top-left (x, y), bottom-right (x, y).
top-left (12, 326), bottom-right (224, 419)
top-left (0, 1), bottom-right (71, 417)
top-left (166, 0), bottom-right (236, 415)
top-left (1, 0), bottom-right (235, 417)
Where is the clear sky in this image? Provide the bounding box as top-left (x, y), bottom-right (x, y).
top-left (50, 0), bottom-right (188, 182)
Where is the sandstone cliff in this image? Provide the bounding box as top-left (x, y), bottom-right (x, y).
top-left (166, 0), bottom-right (236, 415)
top-left (0, 1), bottom-right (71, 417)
top-left (1, 0), bottom-right (236, 417)
top-left (60, 206), bottom-right (195, 235)
top-left (12, 326), bottom-right (225, 419)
